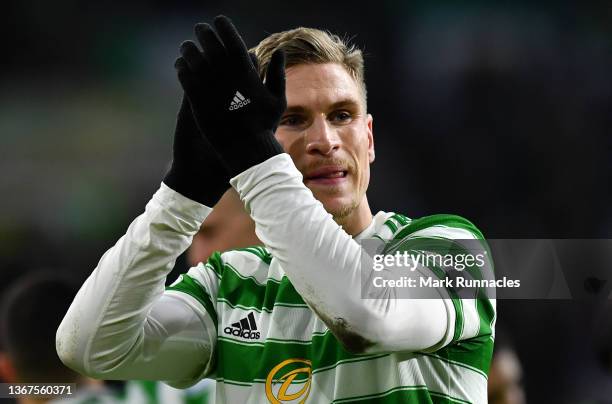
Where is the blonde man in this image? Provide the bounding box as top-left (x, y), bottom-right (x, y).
top-left (58, 15), bottom-right (495, 403)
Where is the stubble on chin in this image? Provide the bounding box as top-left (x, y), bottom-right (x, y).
top-left (306, 179), bottom-right (362, 224)
top-left (328, 195), bottom-right (361, 224)
top-left (332, 203), bottom-right (359, 225)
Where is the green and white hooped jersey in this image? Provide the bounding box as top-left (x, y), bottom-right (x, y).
top-left (167, 212), bottom-right (496, 404)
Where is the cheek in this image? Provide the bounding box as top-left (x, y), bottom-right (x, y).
top-left (355, 158), bottom-right (370, 187)
top-left (275, 131), bottom-right (301, 157)
top-left (273, 130), bottom-right (289, 151)
top-left (347, 128), bottom-right (371, 188)
top-left (348, 129), bottom-right (372, 166)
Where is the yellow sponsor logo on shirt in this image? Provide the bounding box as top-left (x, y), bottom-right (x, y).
top-left (265, 358), bottom-right (312, 403)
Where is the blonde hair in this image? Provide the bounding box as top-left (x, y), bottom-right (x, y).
top-left (250, 27), bottom-right (367, 103)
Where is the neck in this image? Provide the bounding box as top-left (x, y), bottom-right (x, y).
top-left (335, 196), bottom-right (373, 236)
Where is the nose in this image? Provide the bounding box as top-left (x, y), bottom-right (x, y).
top-left (305, 116), bottom-right (340, 156)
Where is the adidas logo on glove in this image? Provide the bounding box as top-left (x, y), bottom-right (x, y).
top-left (224, 312), bottom-right (261, 339)
top-left (229, 91), bottom-right (251, 110)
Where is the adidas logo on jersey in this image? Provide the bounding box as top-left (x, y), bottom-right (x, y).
top-left (228, 91), bottom-right (251, 111)
top-left (224, 312), bottom-right (260, 339)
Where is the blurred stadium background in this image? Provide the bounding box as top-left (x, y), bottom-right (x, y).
top-left (0, 0), bottom-right (611, 402)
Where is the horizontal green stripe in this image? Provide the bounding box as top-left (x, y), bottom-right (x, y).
top-left (224, 262), bottom-right (276, 286)
top-left (384, 219), bottom-right (398, 233)
top-left (435, 335), bottom-right (494, 376)
top-left (216, 333), bottom-right (383, 383)
top-left (217, 296), bottom-right (309, 314)
top-left (217, 297), bottom-right (272, 313)
top-left (429, 391), bottom-right (472, 404)
top-left (166, 275), bottom-right (218, 328)
top-left (391, 213), bottom-right (410, 226)
top-left (218, 335), bottom-right (324, 347)
top-left (420, 352), bottom-right (487, 379)
top-left (393, 214), bottom-right (484, 241)
top-left (231, 246), bottom-right (272, 265)
top-left (218, 266), bottom-right (307, 312)
top-left (217, 354), bottom-right (385, 386)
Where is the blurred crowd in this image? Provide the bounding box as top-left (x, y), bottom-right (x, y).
top-left (1, 1), bottom-right (610, 402)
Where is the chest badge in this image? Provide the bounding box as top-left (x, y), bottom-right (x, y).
top-left (265, 358), bottom-right (312, 403)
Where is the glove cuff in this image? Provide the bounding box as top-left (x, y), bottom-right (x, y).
top-left (223, 131), bottom-right (285, 177)
top-left (163, 165), bottom-right (230, 207)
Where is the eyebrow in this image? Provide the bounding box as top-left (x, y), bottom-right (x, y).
top-left (283, 98), bottom-right (362, 115)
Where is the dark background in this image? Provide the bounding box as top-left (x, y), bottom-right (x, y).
top-left (1, 1), bottom-right (610, 402)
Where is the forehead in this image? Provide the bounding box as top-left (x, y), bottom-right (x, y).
top-left (284, 63), bottom-right (362, 109)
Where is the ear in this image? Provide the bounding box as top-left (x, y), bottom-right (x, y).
top-left (0, 352), bottom-right (17, 383)
top-left (366, 113), bottom-right (375, 163)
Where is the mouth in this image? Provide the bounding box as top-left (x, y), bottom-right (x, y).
top-left (304, 166), bottom-right (349, 186)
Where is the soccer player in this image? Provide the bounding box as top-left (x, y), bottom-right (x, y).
top-left (57, 16), bottom-right (495, 403)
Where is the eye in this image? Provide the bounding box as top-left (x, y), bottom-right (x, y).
top-left (280, 114), bottom-right (305, 127)
top-left (330, 110), bottom-right (353, 123)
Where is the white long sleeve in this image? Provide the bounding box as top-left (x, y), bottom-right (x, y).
top-left (231, 154), bottom-right (452, 354)
top-left (56, 183), bottom-right (217, 388)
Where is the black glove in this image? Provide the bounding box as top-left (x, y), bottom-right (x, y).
top-left (174, 15), bottom-right (287, 177)
top-left (162, 95), bottom-right (230, 206)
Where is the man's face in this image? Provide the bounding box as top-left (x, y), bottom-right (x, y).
top-left (274, 63), bottom-right (374, 220)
